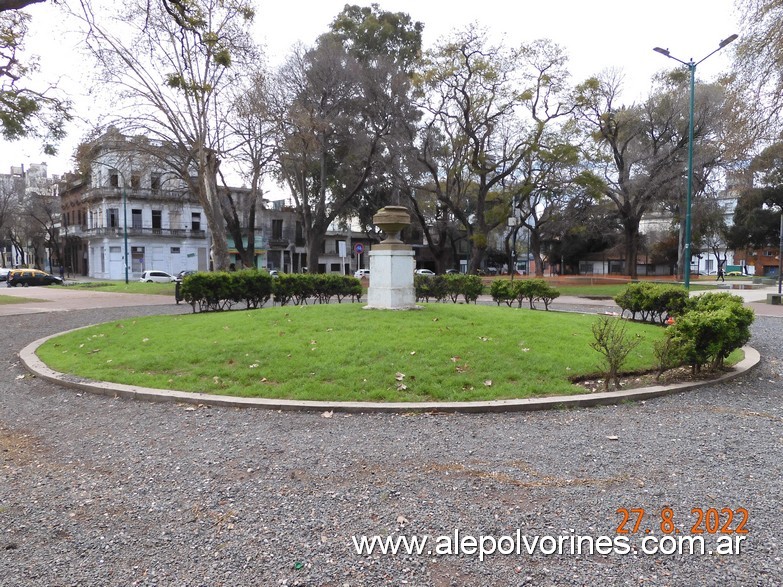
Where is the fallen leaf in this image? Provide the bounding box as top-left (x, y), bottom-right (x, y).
top-left (606, 435), bottom-right (619, 441)
top-left (483, 380), bottom-right (492, 387)
top-left (395, 372), bottom-right (405, 381)
top-left (397, 515), bottom-right (409, 525)
top-left (396, 383), bottom-right (408, 391)
top-left (410, 351), bottom-right (416, 355)
top-left (321, 410), bottom-right (334, 419)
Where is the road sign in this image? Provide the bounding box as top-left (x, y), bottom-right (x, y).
top-left (354, 243), bottom-right (364, 254)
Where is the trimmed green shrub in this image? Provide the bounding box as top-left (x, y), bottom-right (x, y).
top-left (514, 279), bottom-right (560, 310)
top-left (415, 274), bottom-right (448, 302)
top-left (232, 269), bottom-right (273, 309)
top-left (182, 271), bottom-right (362, 312)
top-left (455, 274), bottom-right (483, 304)
top-left (414, 274), bottom-right (483, 304)
top-left (614, 282), bottom-right (656, 321)
top-left (669, 292), bottom-right (754, 372)
top-left (615, 282), bottom-right (688, 323)
top-left (490, 280), bottom-right (516, 306)
top-left (180, 271), bottom-right (237, 313)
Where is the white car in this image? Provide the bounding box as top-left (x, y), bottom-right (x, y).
top-left (354, 269), bottom-right (370, 279)
top-left (139, 270), bottom-right (176, 283)
top-left (414, 268), bottom-right (436, 276)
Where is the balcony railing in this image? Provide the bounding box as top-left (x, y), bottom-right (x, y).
top-left (82, 186), bottom-right (195, 203)
top-left (86, 227), bottom-right (207, 239)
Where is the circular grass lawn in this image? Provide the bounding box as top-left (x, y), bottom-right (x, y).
top-left (36, 304), bottom-right (667, 403)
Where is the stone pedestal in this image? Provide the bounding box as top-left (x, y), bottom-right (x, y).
top-left (365, 206), bottom-right (418, 310)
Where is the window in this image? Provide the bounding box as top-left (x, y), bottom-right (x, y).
top-left (272, 219), bottom-right (283, 239)
top-left (152, 210), bottom-right (162, 233)
top-left (132, 209), bottom-right (142, 229)
top-left (151, 173), bottom-right (161, 192)
top-left (191, 212), bottom-right (201, 231)
top-left (108, 208), bottom-right (119, 228)
top-left (109, 246), bottom-right (121, 253)
top-left (110, 169), bottom-right (119, 187)
top-left (171, 247), bottom-right (181, 254)
top-left (131, 173), bottom-right (141, 189)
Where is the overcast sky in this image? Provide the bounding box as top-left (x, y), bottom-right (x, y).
top-left (3, 0), bottom-right (741, 179)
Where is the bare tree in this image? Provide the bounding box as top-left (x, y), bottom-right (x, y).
top-left (223, 68), bottom-right (276, 268)
top-left (77, 0), bottom-right (257, 270)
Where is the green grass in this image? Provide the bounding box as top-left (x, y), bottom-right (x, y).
top-left (68, 280), bottom-right (176, 295)
top-left (36, 304), bottom-right (668, 402)
top-left (0, 294), bottom-right (44, 304)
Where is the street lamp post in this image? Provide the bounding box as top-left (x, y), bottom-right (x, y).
top-left (653, 34), bottom-right (737, 289)
top-left (778, 213), bottom-right (782, 295)
top-left (123, 186), bottom-right (129, 284)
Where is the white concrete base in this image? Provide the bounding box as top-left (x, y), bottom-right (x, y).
top-left (366, 247), bottom-right (416, 309)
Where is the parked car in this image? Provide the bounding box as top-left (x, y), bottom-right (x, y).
top-left (6, 269), bottom-right (63, 287)
top-left (0, 267), bottom-right (10, 282)
top-left (355, 269), bottom-right (370, 279)
top-left (414, 268), bottom-right (436, 276)
top-left (176, 270), bottom-right (197, 280)
top-left (726, 270), bottom-right (744, 277)
top-left (268, 269), bottom-right (280, 278)
top-left (139, 270), bottom-right (177, 283)
top-left (445, 269), bottom-right (460, 275)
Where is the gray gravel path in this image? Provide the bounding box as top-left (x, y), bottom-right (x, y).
top-left (1, 304), bottom-right (782, 586)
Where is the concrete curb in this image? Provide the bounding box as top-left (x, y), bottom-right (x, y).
top-left (18, 328), bottom-right (761, 413)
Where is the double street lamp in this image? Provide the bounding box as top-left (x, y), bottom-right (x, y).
top-left (653, 34), bottom-right (738, 289)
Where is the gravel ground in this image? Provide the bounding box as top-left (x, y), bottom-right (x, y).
top-left (1, 304), bottom-right (782, 587)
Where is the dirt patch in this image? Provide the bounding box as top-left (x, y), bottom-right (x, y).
top-left (571, 366), bottom-right (732, 394)
top-left (0, 424), bottom-right (46, 463)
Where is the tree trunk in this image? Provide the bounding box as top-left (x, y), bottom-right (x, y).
top-left (623, 217), bottom-right (641, 278)
top-left (305, 222), bottom-right (328, 274)
top-left (529, 228), bottom-right (545, 277)
top-left (467, 239), bottom-right (487, 274)
top-left (200, 149), bottom-right (230, 271)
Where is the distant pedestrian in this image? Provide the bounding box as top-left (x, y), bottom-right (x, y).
top-left (716, 268), bottom-right (725, 282)
top-left (59, 265), bottom-right (64, 280)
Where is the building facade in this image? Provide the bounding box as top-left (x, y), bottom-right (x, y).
top-left (59, 136), bottom-right (208, 279)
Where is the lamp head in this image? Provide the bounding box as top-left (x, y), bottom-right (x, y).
top-left (653, 47), bottom-right (670, 56)
top-left (719, 34), bottom-right (738, 48)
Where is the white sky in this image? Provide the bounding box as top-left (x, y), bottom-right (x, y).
top-left (3, 0), bottom-right (741, 179)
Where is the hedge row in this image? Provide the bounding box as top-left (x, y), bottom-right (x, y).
top-left (414, 274), bottom-right (484, 304)
top-left (613, 283), bottom-right (755, 373)
top-left (614, 282), bottom-right (689, 324)
top-left (179, 270), bottom-right (362, 313)
top-left (489, 279), bottom-right (560, 310)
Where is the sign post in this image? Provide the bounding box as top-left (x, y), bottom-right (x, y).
top-left (354, 243), bottom-right (364, 272)
top-left (338, 240), bottom-right (347, 274)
